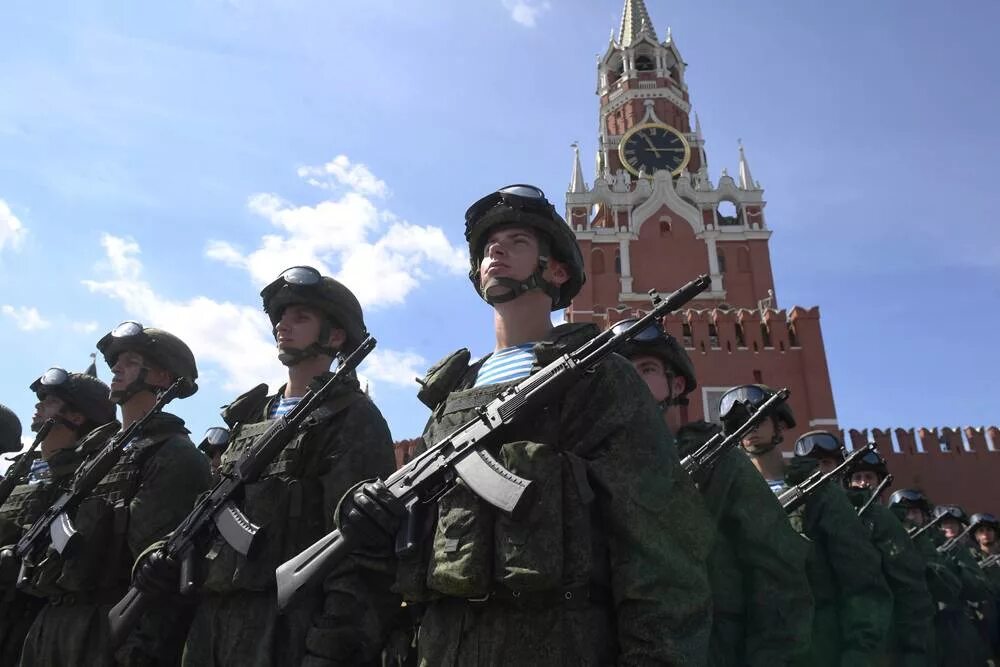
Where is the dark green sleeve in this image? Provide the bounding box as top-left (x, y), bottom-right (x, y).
top-left (868, 504), bottom-right (935, 660)
top-left (305, 396), bottom-right (401, 664)
top-left (717, 450), bottom-right (814, 666)
top-left (128, 436), bottom-right (212, 557)
top-left (810, 484), bottom-right (893, 666)
top-left (949, 547), bottom-right (993, 602)
top-left (563, 355), bottom-right (713, 666)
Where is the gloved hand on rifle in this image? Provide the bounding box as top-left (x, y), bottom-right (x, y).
top-left (132, 540), bottom-right (180, 595)
top-left (335, 479), bottom-right (406, 549)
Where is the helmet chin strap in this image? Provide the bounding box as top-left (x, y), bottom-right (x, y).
top-left (481, 254), bottom-right (560, 307)
top-left (110, 367), bottom-right (159, 405)
top-left (275, 321), bottom-right (339, 367)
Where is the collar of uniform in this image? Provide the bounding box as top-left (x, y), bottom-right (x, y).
top-left (74, 420), bottom-right (122, 456)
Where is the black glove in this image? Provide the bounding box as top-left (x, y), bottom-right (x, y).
top-left (335, 479), bottom-right (406, 548)
top-left (133, 548), bottom-right (180, 596)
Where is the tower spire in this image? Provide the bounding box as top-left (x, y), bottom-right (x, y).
top-left (738, 139), bottom-right (756, 190)
top-left (569, 142), bottom-right (587, 193)
top-left (618, 0), bottom-right (657, 46)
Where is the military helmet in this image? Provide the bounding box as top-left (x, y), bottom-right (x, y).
top-left (30, 368), bottom-right (116, 427)
top-left (933, 504), bottom-right (969, 525)
top-left (0, 404), bottom-right (22, 454)
top-left (970, 513), bottom-right (1000, 532)
top-left (614, 318), bottom-right (697, 398)
top-left (888, 488), bottom-right (931, 513)
top-left (97, 322), bottom-right (198, 398)
top-left (719, 384), bottom-right (796, 430)
top-left (261, 266), bottom-right (367, 353)
top-left (845, 448), bottom-right (889, 479)
top-left (792, 430), bottom-right (845, 461)
top-left (464, 184), bottom-right (585, 310)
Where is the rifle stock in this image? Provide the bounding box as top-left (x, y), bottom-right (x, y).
top-left (780, 443), bottom-right (876, 513)
top-left (937, 522), bottom-right (975, 554)
top-left (108, 337), bottom-right (376, 648)
top-left (680, 388), bottom-right (790, 486)
top-left (274, 274), bottom-right (712, 611)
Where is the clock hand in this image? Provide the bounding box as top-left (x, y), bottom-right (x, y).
top-left (642, 135), bottom-right (662, 156)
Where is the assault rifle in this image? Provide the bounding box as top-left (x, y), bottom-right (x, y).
top-left (937, 523), bottom-right (975, 554)
top-left (680, 388), bottom-right (791, 486)
top-left (108, 336), bottom-right (376, 647)
top-left (274, 274), bottom-right (712, 611)
top-left (980, 554), bottom-right (1000, 569)
top-left (0, 420), bottom-right (54, 506)
top-left (908, 512), bottom-right (946, 540)
top-left (15, 379), bottom-right (188, 577)
top-left (857, 474), bottom-right (894, 517)
top-left (780, 443), bottom-right (876, 513)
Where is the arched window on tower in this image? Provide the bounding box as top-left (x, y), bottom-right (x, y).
top-left (659, 220), bottom-right (672, 236)
top-left (591, 248), bottom-right (606, 275)
top-left (635, 54), bottom-right (655, 72)
top-left (717, 249), bottom-right (727, 274)
top-left (717, 200), bottom-right (740, 226)
top-left (614, 249), bottom-right (621, 275)
top-left (681, 322), bottom-right (693, 348)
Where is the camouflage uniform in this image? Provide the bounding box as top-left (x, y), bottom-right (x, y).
top-left (676, 421), bottom-right (813, 667)
top-left (0, 447), bottom-right (87, 665)
top-left (398, 324), bottom-right (714, 666)
top-left (19, 413), bottom-right (211, 666)
top-left (782, 458), bottom-right (893, 667)
top-left (846, 488), bottom-right (935, 666)
top-left (182, 375), bottom-right (398, 667)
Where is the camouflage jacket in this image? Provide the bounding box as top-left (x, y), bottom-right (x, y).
top-left (196, 371), bottom-right (398, 664)
top-left (676, 421), bottom-right (813, 667)
top-left (783, 458), bottom-right (893, 666)
top-left (847, 489), bottom-right (935, 662)
top-left (402, 323), bottom-right (714, 666)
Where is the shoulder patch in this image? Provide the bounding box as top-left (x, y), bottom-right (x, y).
top-left (417, 348), bottom-right (472, 409)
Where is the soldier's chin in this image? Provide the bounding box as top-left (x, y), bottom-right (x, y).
top-left (483, 281), bottom-right (515, 301)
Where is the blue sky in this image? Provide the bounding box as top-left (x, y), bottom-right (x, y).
top-left (0, 0), bottom-right (997, 450)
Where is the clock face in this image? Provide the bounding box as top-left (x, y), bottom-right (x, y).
top-left (619, 123), bottom-right (691, 177)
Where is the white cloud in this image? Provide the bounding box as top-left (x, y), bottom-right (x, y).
top-left (84, 233), bottom-right (432, 396)
top-left (71, 321), bottom-right (99, 333)
top-left (207, 157), bottom-right (467, 309)
top-left (296, 155), bottom-right (389, 198)
top-left (84, 233), bottom-right (285, 392)
top-left (502, 0), bottom-right (551, 27)
top-left (1, 305), bottom-right (51, 331)
top-left (0, 199), bottom-right (27, 253)
top-left (363, 349), bottom-right (427, 388)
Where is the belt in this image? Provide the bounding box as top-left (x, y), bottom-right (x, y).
top-left (465, 584), bottom-right (609, 610)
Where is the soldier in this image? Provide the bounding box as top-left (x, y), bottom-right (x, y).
top-left (730, 386), bottom-right (893, 666)
top-left (195, 426), bottom-right (230, 476)
top-left (133, 266), bottom-right (398, 666)
top-left (841, 446), bottom-right (936, 665)
top-left (19, 324), bottom-right (212, 666)
top-left (933, 504), bottom-right (996, 664)
top-left (0, 404), bottom-right (21, 456)
top-left (339, 184), bottom-right (714, 664)
top-left (969, 513), bottom-right (1000, 658)
top-left (0, 369), bottom-right (116, 665)
top-left (618, 322), bottom-right (814, 665)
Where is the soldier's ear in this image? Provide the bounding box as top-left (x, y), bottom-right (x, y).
top-left (545, 259), bottom-right (569, 288)
top-left (325, 327), bottom-right (347, 350)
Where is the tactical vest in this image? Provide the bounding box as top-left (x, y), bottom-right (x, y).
top-left (396, 353), bottom-right (598, 604)
top-left (201, 392), bottom-right (361, 593)
top-left (29, 430), bottom-right (172, 597)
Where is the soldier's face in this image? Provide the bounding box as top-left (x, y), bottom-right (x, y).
top-left (275, 305), bottom-right (329, 351)
top-left (940, 518), bottom-right (961, 539)
top-left (850, 471), bottom-right (880, 489)
top-left (31, 394), bottom-right (66, 431)
top-left (479, 226), bottom-right (568, 298)
top-left (741, 418), bottom-right (776, 452)
top-left (905, 508), bottom-right (925, 527)
top-left (630, 355), bottom-right (670, 403)
top-left (975, 527), bottom-right (996, 548)
top-left (111, 351), bottom-right (172, 394)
